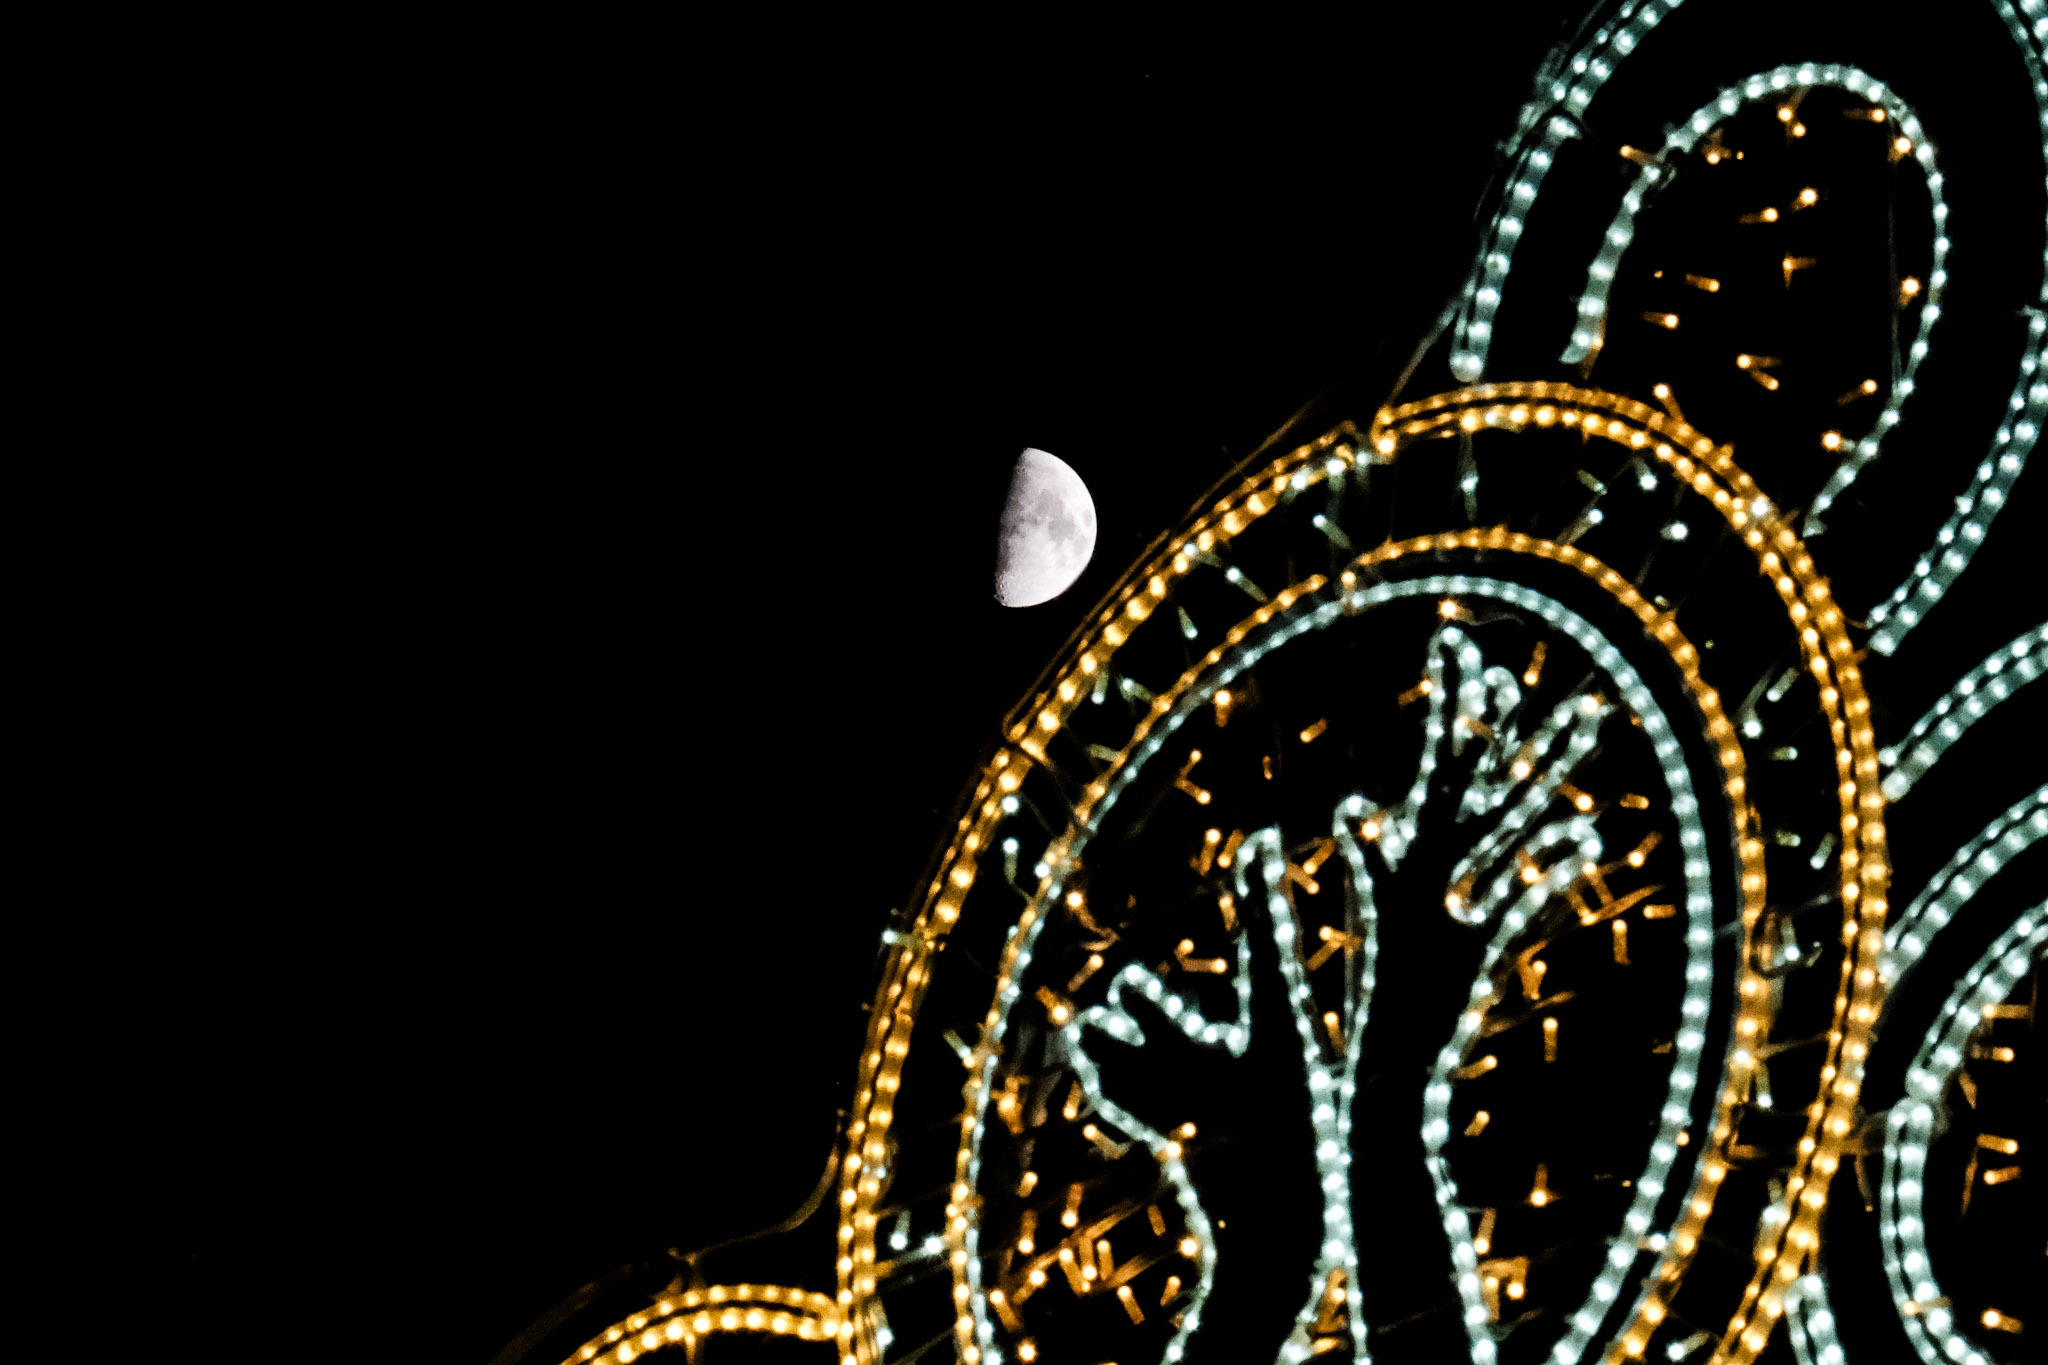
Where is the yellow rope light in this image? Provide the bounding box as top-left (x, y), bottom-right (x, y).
top-left (558, 1284), bottom-right (843, 1365)
top-left (840, 384), bottom-right (1888, 1365)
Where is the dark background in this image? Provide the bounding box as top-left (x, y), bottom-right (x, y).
top-left (149, 6), bottom-right (2037, 1358)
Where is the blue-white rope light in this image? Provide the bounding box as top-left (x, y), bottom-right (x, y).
top-left (1562, 65), bottom-right (1942, 382)
top-left (1866, 349), bottom-right (2048, 654)
top-left (1879, 907), bottom-right (2047, 1365)
top-left (1450, 1), bottom-right (2046, 659)
top-left (1863, 1), bottom-right (2047, 653)
top-left (1450, 0), bottom-right (1689, 382)
top-left (1238, 824), bottom-right (1372, 1364)
top-left (1783, 1274), bottom-right (1846, 1365)
top-left (962, 574), bottom-right (1731, 1365)
top-left (1390, 614), bottom-right (1719, 1365)
top-left (1880, 626), bottom-right (2047, 798)
top-left (1781, 789), bottom-right (2045, 1365)
top-left (1057, 933), bottom-right (1253, 1365)
top-left (1882, 784), bottom-right (2048, 990)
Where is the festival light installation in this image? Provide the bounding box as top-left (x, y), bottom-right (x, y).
top-left (529, 3), bottom-right (2045, 1363)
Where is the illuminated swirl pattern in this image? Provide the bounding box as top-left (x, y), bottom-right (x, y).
top-left (549, 5), bottom-right (2046, 1364)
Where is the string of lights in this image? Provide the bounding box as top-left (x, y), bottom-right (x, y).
top-left (1401, 605), bottom-right (1723, 1365)
top-left (905, 380), bottom-right (1889, 1365)
top-left (1864, 346), bottom-right (2046, 655)
top-left (1880, 784), bottom-right (2048, 990)
top-left (1453, 0), bottom-right (2047, 662)
top-left (1362, 386), bottom-right (1889, 1365)
top-left (558, 1285), bottom-right (843, 1365)
top-left (1877, 907), bottom-right (2045, 1365)
top-left (1044, 917), bottom-right (1254, 1364)
top-left (1859, 1), bottom-right (2046, 652)
top-left (1561, 63), bottom-right (1942, 385)
top-left (1880, 626), bottom-right (2047, 797)
top-left (1459, 0), bottom-right (2046, 391)
top-left (1452, 0), bottom-right (1691, 382)
top-left (535, 5), bottom-right (2047, 1362)
top-left (1781, 1273), bottom-right (1845, 1365)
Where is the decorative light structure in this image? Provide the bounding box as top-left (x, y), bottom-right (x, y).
top-left (535, 4), bottom-right (2047, 1363)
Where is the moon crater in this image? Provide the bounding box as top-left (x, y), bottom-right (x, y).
top-left (995, 447), bottom-right (1097, 607)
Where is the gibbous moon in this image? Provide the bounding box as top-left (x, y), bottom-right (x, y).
top-left (995, 448), bottom-right (1097, 607)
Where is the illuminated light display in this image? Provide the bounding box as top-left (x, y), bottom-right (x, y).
top-left (1449, 0), bottom-right (1693, 383)
top-left (534, 5), bottom-right (2048, 1363)
top-left (1561, 63), bottom-right (1945, 386)
top-left (1452, 0), bottom-right (2047, 390)
top-left (1880, 627), bottom-right (2047, 798)
top-left (558, 1286), bottom-right (843, 1365)
top-left (1878, 908), bottom-right (2045, 1365)
top-left (794, 379), bottom-right (1894, 1365)
top-left (961, 563), bottom-right (1736, 1365)
top-left (1862, 346), bottom-right (2045, 656)
top-left (1881, 785), bottom-right (2048, 991)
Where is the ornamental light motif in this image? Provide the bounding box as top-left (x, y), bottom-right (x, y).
top-left (550, 4), bottom-right (2048, 1364)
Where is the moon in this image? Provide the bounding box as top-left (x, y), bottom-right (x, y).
top-left (995, 448), bottom-right (1097, 607)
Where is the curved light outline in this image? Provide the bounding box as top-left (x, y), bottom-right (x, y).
top-left (1883, 784), bottom-right (2048, 991)
top-left (959, 571), bottom-right (1727, 1365)
top-left (1406, 608), bottom-right (1722, 1365)
top-left (1881, 627), bottom-right (2048, 798)
top-left (1238, 820), bottom-right (1371, 1364)
top-left (1448, 0), bottom-right (2045, 662)
top-left (1866, 347), bottom-right (2047, 656)
top-left (1783, 791), bottom-right (2045, 1365)
top-left (1832, 0), bottom-right (2047, 653)
top-left (1879, 906), bottom-right (2047, 1365)
top-left (1559, 63), bottom-right (1942, 396)
top-left (1450, 0), bottom-right (1689, 382)
top-left (846, 383), bottom-right (1886, 1365)
top-left (560, 1285), bottom-right (844, 1365)
top-left (1782, 1273), bottom-right (1846, 1365)
top-left (1455, 0), bottom-right (2041, 385)
top-left (1459, 0), bottom-right (2043, 381)
top-left (1052, 927), bottom-right (1253, 1364)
